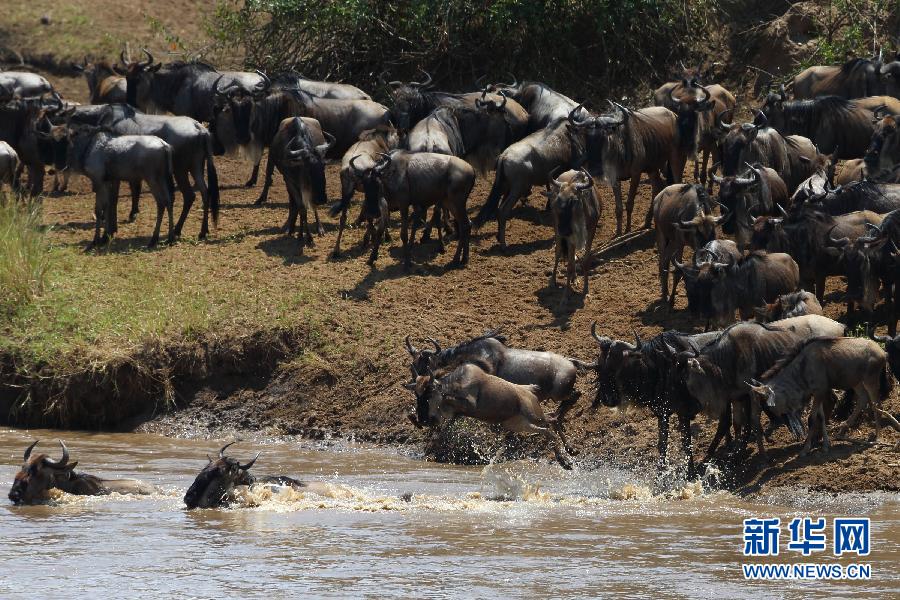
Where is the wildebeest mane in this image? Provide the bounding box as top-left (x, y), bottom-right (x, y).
top-left (436, 329), bottom-right (508, 363)
top-left (253, 91), bottom-right (302, 145)
top-left (821, 180), bottom-right (887, 214)
top-left (759, 336), bottom-right (840, 380)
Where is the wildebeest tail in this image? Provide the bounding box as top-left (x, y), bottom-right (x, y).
top-left (665, 161), bottom-right (675, 185)
top-left (204, 133), bottom-right (220, 227)
top-left (567, 358), bottom-right (597, 371)
top-left (473, 158), bottom-right (506, 228)
top-left (880, 364), bottom-right (893, 402)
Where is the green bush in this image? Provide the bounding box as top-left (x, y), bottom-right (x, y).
top-left (209, 0), bottom-right (714, 98)
top-left (0, 196), bottom-right (50, 319)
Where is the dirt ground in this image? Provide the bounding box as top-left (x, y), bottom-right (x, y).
top-left (10, 77), bottom-right (892, 497)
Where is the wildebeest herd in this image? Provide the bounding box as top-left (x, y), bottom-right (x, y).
top-left (5, 48), bottom-right (900, 502)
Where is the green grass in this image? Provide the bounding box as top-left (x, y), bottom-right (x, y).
top-left (0, 197), bottom-right (50, 320)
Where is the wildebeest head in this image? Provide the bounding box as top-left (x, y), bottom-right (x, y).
top-left (8, 440), bottom-right (77, 505)
top-left (673, 258), bottom-right (728, 318)
top-left (721, 111), bottom-right (767, 175)
top-left (841, 234), bottom-right (887, 312)
top-left (880, 53), bottom-right (900, 98)
top-left (387, 70), bottom-right (434, 132)
top-left (568, 101), bottom-right (627, 168)
top-left (282, 119), bottom-right (334, 205)
top-left (183, 442), bottom-right (258, 509)
top-left (749, 206), bottom-right (789, 251)
top-left (349, 151), bottom-right (393, 219)
top-left (211, 71), bottom-right (270, 147)
top-left (872, 330), bottom-right (900, 380)
top-left (670, 84), bottom-right (714, 152)
top-left (590, 322), bottom-right (644, 408)
top-left (404, 335), bottom-right (442, 384)
top-left (675, 197), bottom-right (724, 248)
top-left (402, 366), bottom-right (442, 427)
top-left (865, 112), bottom-right (899, 178)
top-left (114, 48), bottom-right (161, 108)
top-left (544, 168), bottom-right (594, 238)
top-left (759, 86), bottom-right (788, 131)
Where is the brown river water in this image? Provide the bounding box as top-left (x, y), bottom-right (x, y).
top-left (1, 428), bottom-right (898, 598)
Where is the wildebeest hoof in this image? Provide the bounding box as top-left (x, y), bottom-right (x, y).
top-left (565, 446), bottom-right (579, 456)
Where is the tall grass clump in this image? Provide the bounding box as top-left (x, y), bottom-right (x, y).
top-left (0, 195), bottom-right (50, 318)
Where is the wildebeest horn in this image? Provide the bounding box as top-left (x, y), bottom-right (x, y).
top-left (404, 335), bottom-right (418, 356)
top-left (575, 168), bottom-right (594, 190)
top-left (710, 162), bottom-right (724, 184)
top-left (662, 341), bottom-right (679, 356)
top-left (633, 328), bottom-right (642, 348)
top-left (119, 50), bottom-right (128, 66)
top-left (349, 155), bottom-right (367, 177)
top-left (318, 131), bottom-right (336, 154)
top-left (754, 110), bottom-right (768, 129)
top-left (591, 321), bottom-right (602, 344)
top-left (611, 102), bottom-right (630, 122)
top-left (23, 440), bottom-right (39, 461)
top-left (425, 337), bottom-right (441, 352)
top-left (43, 440), bottom-right (70, 467)
top-left (827, 225), bottom-right (850, 247)
top-left (254, 69), bottom-right (271, 92)
top-left (776, 203), bottom-right (788, 218)
top-left (567, 103), bottom-right (586, 125)
top-left (669, 85), bottom-right (682, 106)
top-left (219, 441), bottom-right (237, 457)
top-left (140, 48), bottom-right (154, 68)
top-left (239, 452), bottom-right (260, 470)
top-left (698, 85), bottom-right (711, 104)
top-left (411, 69), bottom-right (433, 88)
top-left (375, 152), bottom-right (393, 172)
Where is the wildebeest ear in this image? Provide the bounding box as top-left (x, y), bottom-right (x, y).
top-left (402, 381), bottom-right (417, 390)
top-left (149, 63), bottom-right (162, 73)
top-left (798, 155), bottom-right (811, 163)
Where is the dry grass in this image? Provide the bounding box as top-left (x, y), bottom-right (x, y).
top-left (0, 196), bottom-right (50, 319)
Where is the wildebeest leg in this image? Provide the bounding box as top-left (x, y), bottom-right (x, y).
top-left (128, 181), bottom-right (142, 221)
top-left (862, 380), bottom-right (882, 443)
top-left (108, 181), bottom-right (121, 238)
top-left (191, 161), bottom-right (211, 240)
top-left (146, 178), bottom-right (174, 247)
top-left (300, 173), bottom-right (324, 237)
top-left (815, 273), bottom-right (827, 304)
top-left (889, 281), bottom-right (898, 336)
top-left (172, 169), bottom-right (195, 239)
top-left (625, 173), bottom-right (641, 232)
top-left (400, 205), bottom-right (412, 269)
top-left (87, 184), bottom-right (107, 251)
top-left (367, 198), bottom-right (389, 265)
top-left (677, 413), bottom-right (695, 479)
top-left (447, 200), bottom-right (471, 265)
top-left (704, 403), bottom-right (732, 461)
top-left (549, 238), bottom-right (561, 288)
top-left (332, 205), bottom-right (350, 258)
top-left (668, 248), bottom-right (685, 306)
top-left (496, 191), bottom-right (517, 249)
top-left (656, 412), bottom-right (670, 471)
top-left (611, 181), bottom-right (624, 236)
top-left (658, 239), bottom-right (673, 303)
top-left (802, 392), bottom-right (829, 456)
top-left (834, 385), bottom-right (867, 439)
top-left (244, 161), bottom-right (260, 188)
top-left (644, 172), bottom-right (664, 229)
top-left (552, 390), bottom-right (580, 456)
top-left (502, 416), bottom-right (572, 470)
top-left (254, 152), bottom-right (277, 206)
top-left (582, 215), bottom-right (596, 295)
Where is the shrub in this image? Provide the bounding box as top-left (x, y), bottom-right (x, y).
top-left (209, 0), bottom-right (714, 98)
top-left (0, 196), bottom-right (50, 318)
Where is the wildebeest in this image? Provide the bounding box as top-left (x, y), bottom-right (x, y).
top-left (0, 70), bottom-right (53, 98)
top-left (572, 102), bottom-right (683, 235)
top-left (670, 317), bottom-right (845, 460)
top-left (672, 239), bottom-right (741, 323)
top-left (386, 71), bottom-right (488, 133)
top-left (8, 440), bottom-right (152, 505)
top-left (751, 205), bottom-right (885, 301)
top-left (473, 109), bottom-right (587, 248)
top-left (266, 116), bottom-right (334, 252)
top-left (545, 168), bottom-right (602, 299)
top-left (865, 113), bottom-right (900, 180)
top-left (760, 89), bottom-right (900, 159)
top-left (329, 125), bottom-right (401, 257)
top-left (652, 183), bottom-right (721, 304)
top-left (713, 162), bottom-right (789, 250)
top-left (591, 323), bottom-right (720, 476)
top-left (789, 153), bottom-right (836, 206)
top-left (405, 363), bottom-right (573, 469)
top-left (47, 124), bottom-right (175, 249)
top-left (183, 442), bottom-right (334, 509)
top-left (72, 57), bottom-right (127, 104)
top-left (753, 290), bottom-right (823, 323)
top-left (661, 82), bottom-right (736, 185)
top-left (792, 55), bottom-right (886, 99)
top-left (486, 78), bottom-right (587, 132)
top-left (0, 140), bottom-right (17, 191)
top-left (0, 94), bottom-right (65, 195)
top-left (350, 149), bottom-right (475, 267)
top-left (872, 330), bottom-right (900, 382)
top-left (405, 331), bottom-right (592, 455)
top-left (748, 337), bottom-right (899, 454)
top-left (717, 111), bottom-right (820, 193)
top-left (684, 251), bottom-right (800, 328)
top-left (881, 52), bottom-right (900, 98)
top-left (271, 70), bottom-right (371, 100)
top-left (804, 179), bottom-right (900, 215)
top-left (69, 103), bottom-right (219, 238)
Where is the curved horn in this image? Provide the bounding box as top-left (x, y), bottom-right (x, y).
top-left (754, 110), bottom-right (768, 129)
top-left (776, 203), bottom-right (788, 218)
top-left (715, 109), bottom-right (733, 131)
top-left (591, 321), bottom-right (602, 344)
top-left (140, 48), bottom-right (154, 68)
top-left (710, 162), bottom-right (724, 184)
top-left (827, 225), bottom-right (850, 247)
top-left (425, 337), bottom-right (441, 352)
top-left (349, 154), bottom-right (367, 177)
top-left (119, 50), bottom-right (128, 66)
top-left (239, 452), bottom-right (260, 470)
top-left (254, 69), bottom-right (271, 92)
top-left (219, 441), bottom-right (237, 457)
top-left (567, 102), bottom-right (586, 124)
top-left (575, 167), bottom-right (594, 190)
top-left (669, 85), bottom-right (682, 106)
top-left (23, 440), bottom-right (39, 462)
top-left (633, 328), bottom-right (643, 348)
top-left (411, 69), bottom-right (433, 88)
top-left (44, 440), bottom-right (69, 467)
top-left (404, 335), bottom-right (418, 356)
top-left (375, 152), bottom-right (393, 172)
top-left (698, 85), bottom-right (711, 104)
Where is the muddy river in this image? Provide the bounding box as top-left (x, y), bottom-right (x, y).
top-left (1, 428), bottom-right (897, 598)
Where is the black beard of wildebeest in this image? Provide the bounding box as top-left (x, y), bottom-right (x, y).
top-left (591, 325), bottom-right (716, 479)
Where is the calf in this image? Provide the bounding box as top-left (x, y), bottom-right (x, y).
top-left (652, 183), bottom-right (721, 304)
top-left (545, 168), bottom-right (602, 300)
top-left (8, 440), bottom-right (152, 505)
top-left (72, 58), bottom-right (127, 104)
top-left (405, 363), bottom-right (573, 469)
top-left (748, 337), bottom-right (899, 454)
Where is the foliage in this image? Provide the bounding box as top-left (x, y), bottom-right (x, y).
top-left (799, 0), bottom-right (896, 69)
top-left (0, 196), bottom-right (50, 320)
top-left (208, 0), bottom-right (715, 98)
